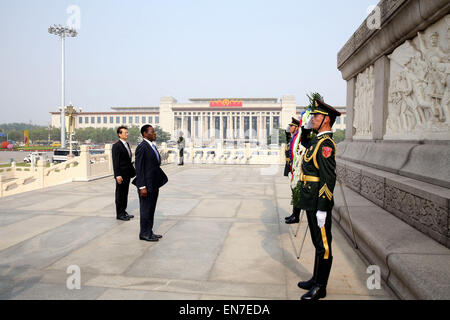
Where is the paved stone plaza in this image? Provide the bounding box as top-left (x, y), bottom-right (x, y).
top-left (0, 164), bottom-right (395, 300)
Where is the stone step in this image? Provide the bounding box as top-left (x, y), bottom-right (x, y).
top-left (333, 184), bottom-right (450, 299)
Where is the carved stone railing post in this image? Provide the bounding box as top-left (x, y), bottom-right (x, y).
top-left (37, 159), bottom-right (45, 188)
top-left (245, 143), bottom-right (250, 164)
top-left (216, 142), bottom-right (223, 164)
top-left (79, 145), bottom-right (90, 180)
top-left (160, 142), bottom-right (167, 153)
top-left (0, 175), bottom-right (3, 197)
top-left (189, 142), bottom-right (194, 163)
top-left (11, 161), bottom-right (16, 174)
top-left (104, 143), bottom-right (113, 174)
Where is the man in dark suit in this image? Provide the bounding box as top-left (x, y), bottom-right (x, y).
top-left (112, 126), bottom-right (136, 221)
top-left (132, 125), bottom-right (168, 242)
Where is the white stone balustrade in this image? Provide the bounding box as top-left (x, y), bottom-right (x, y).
top-left (0, 142), bottom-right (285, 197)
top-left (157, 143), bottom-right (285, 166)
top-left (0, 144), bottom-right (113, 198)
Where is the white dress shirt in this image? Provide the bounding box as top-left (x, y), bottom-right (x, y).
top-left (120, 139), bottom-right (131, 158)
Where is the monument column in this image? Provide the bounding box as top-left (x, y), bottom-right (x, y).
top-left (229, 113), bottom-right (232, 140)
top-left (259, 112), bottom-right (263, 141)
top-left (190, 114), bottom-right (194, 140)
top-left (213, 114), bottom-right (215, 139)
top-left (269, 114), bottom-right (273, 137)
top-left (200, 113), bottom-right (203, 142)
top-left (220, 112), bottom-right (223, 140)
top-left (249, 114), bottom-right (253, 140)
top-left (240, 112), bottom-right (243, 140)
top-left (345, 78), bottom-right (355, 141)
top-left (173, 114), bottom-right (176, 138)
top-left (373, 55), bottom-right (390, 141)
top-left (208, 114), bottom-right (211, 139)
top-left (181, 113), bottom-right (185, 137)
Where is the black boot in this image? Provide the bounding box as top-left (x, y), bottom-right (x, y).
top-left (285, 213), bottom-right (295, 220)
top-left (298, 255), bottom-right (318, 290)
top-left (298, 277), bottom-right (315, 290)
top-left (316, 256), bottom-right (333, 288)
top-left (285, 207), bottom-right (300, 224)
top-left (300, 284), bottom-right (327, 300)
top-left (285, 206), bottom-right (300, 220)
top-left (301, 257), bottom-right (332, 300)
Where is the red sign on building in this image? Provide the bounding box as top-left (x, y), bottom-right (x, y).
top-left (209, 99), bottom-right (242, 107)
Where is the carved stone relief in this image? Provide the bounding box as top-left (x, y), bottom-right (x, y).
top-left (336, 165), bottom-right (346, 183)
top-left (386, 14), bottom-right (450, 140)
top-left (384, 185), bottom-right (448, 238)
top-left (345, 168), bottom-right (361, 192)
top-left (353, 65), bottom-right (375, 138)
top-left (361, 175), bottom-right (384, 205)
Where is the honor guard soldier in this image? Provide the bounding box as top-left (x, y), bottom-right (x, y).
top-left (296, 98), bottom-right (341, 300)
top-left (284, 126), bottom-right (292, 177)
top-left (285, 117), bottom-right (301, 224)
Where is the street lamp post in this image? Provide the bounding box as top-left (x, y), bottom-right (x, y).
top-left (48, 24), bottom-right (77, 149)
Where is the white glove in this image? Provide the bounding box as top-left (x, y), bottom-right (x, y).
top-left (316, 210), bottom-right (327, 228)
top-left (303, 114), bottom-right (314, 130)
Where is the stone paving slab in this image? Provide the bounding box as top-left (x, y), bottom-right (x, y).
top-left (208, 222), bottom-right (285, 285)
top-left (0, 217), bottom-right (115, 278)
top-left (84, 275), bottom-right (287, 299)
top-left (4, 282), bottom-right (106, 300)
top-left (0, 164), bottom-right (396, 300)
top-left (0, 215), bottom-right (78, 251)
top-left (97, 288), bottom-right (200, 300)
top-left (126, 220), bottom-right (232, 281)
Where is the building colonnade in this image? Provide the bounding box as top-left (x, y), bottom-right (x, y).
top-left (172, 111), bottom-right (281, 142)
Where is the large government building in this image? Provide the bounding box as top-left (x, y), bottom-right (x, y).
top-left (50, 95), bottom-right (346, 142)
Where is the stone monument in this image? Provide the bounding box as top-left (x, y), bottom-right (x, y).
top-left (337, 0), bottom-right (450, 248)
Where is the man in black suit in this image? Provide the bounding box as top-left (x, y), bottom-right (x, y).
top-left (132, 125), bottom-right (168, 242)
top-left (112, 126), bottom-right (136, 221)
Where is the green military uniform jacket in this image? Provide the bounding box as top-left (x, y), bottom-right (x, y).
top-left (296, 130), bottom-right (337, 212)
top-left (284, 132), bottom-right (292, 177)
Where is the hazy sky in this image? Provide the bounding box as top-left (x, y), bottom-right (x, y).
top-left (0, 0), bottom-right (377, 125)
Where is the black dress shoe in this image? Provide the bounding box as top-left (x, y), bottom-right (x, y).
top-left (298, 278), bottom-right (316, 290)
top-left (285, 213), bottom-right (294, 220)
top-left (301, 285), bottom-right (326, 300)
top-left (285, 216), bottom-right (300, 224)
top-left (152, 234), bottom-right (163, 239)
top-left (139, 235), bottom-right (159, 242)
top-left (125, 213), bottom-right (134, 219)
top-left (117, 215), bottom-right (130, 221)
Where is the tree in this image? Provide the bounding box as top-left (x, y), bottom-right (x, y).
top-left (334, 129), bottom-right (346, 144)
top-left (0, 123), bottom-right (43, 132)
top-left (154, 125), bottom-right (171, 143)
top-left (127, 126), bottom-right (141, 145)
top-left (7, 130), bottom-right (22, 142)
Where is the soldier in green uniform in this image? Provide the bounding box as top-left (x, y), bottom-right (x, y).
top-left (285, 117), bottom-right (301, 224)
top-left (296, 98), bottom-right (341, 300)
top-left (283, 126), bottom-right (292, 177)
